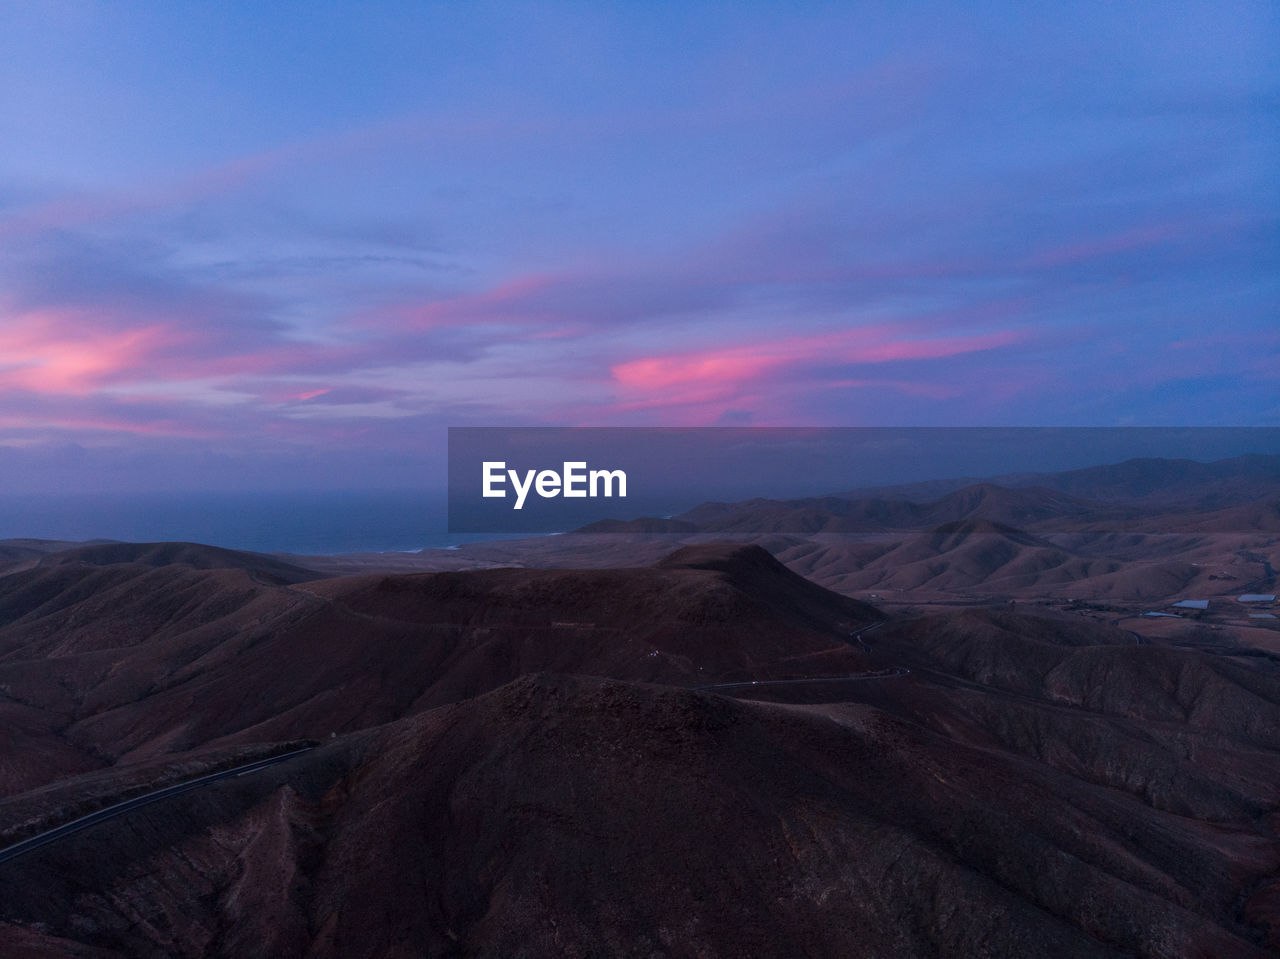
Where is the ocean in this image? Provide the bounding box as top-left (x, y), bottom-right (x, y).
top-left (0, 490), bottom-right (519, 555)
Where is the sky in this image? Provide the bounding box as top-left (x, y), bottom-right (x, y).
top-left (0, 1), bottom-right (1276, 493)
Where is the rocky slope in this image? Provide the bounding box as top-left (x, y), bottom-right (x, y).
top-left (0, 541), bottom-right (1277, 957)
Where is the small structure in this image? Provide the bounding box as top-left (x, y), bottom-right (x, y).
top-left (1249, 613), bottom-right (1277, 620)
top-left (1142, 611), bottom-right (1179, 618)
top-left (1238, 594), bottom-right (1276, 603)
top-left (1171, 599), bottom-right (1209, 610)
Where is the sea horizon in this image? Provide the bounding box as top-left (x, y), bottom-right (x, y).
top-left (0, 489), bottom-right (527, 556)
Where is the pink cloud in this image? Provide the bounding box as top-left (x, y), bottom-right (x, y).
top-left (0, 311), bottom-right (184, 395)
top-left (613, 353), bottom-right (776, 391)
top-left (0, 302), bottom-right (389, 402)
top-left (597, 325), bottom-right (1029, 425)
top-left (611, 325), bottom-right (1024, 397)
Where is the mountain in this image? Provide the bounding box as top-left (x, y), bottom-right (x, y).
top-left (918, 483), bottom-right (1122, 526)
top-left (1021, 453), bottom-right (1280, 509)
top-left (575, 516), bottom-right (697, 533)
top-left (2, 539), bottom-right (1278, 956)
top-left (842, 453), bottom-right (1280, 511)
top-left (1172, 496), bottom-right (1280, 534)
top-left (0, 543), bottom-right (879, 788)
top-left (2, 634), bottom-right (1278, 957)
top-left (0, 538), bottom-right (120, 576)
top-left (606, 483), bottom-right (1128, 537)
top-left (775, 519), bottom-right (1118, 597)
top-left (34, 541), bottom-right (320, 585)
top-left (677, 495), bottom-right (922, 532)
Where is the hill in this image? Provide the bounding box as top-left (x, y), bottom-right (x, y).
top-left (1, 541), bottom-right (1278, 956)
top-left (605, 484), bottom-right (1127, 537)
top-left (841, 453), bottom-right (1280, 511)
top-left (0, 543), bottom-right (879, 785)
top-left (2, 666), bottom-right (1277, 958)
top-left (34, 540), bottom-right (320, 585)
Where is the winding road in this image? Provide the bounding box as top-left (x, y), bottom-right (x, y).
top-left (849, 620), bottom-right (884, 651)
top-left (1109, 617), bottom-right (1147, 645)
top-left (0, 624), bottom-right (901, 859)
top-left (695, 667), bottom-right (910, 693)
top-left (695, 621), bottom-right (909, 692)
top-left (0, 746), bottom-right (315, 866)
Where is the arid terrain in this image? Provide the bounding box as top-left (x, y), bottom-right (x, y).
top-left (0, 455), bottom-right (1277, 958)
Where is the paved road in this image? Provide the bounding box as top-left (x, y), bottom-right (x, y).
top-left (0, 746), bottom-right (315, 866)
top-left (696, 667), bottom-right (910, 693)
top-left (1109, 617), bottom-right (1146, 645)
top-left (695, 620), bottom-right (900, 693)
top-left (849, 620), bottom-right (884, 651)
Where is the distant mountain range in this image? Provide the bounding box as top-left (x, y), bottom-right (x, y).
top-left (582, 454), bottom-right (1280, 536)
top-left (839, 452), bottom-right (1280, 509)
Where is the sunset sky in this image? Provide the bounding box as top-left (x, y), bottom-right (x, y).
top-left (1, 2), bottom-right (1276, 492)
